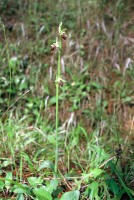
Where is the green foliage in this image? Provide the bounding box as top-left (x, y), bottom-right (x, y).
top-left (33, 188), bottom-right (52, 200)
top-left (38, 160), bottom-right (55, 172)
top-left (60, 190), bottom-right (80, 200)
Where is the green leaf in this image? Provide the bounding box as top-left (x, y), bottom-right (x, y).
top-left (45, 180), bottom-right (58, 194)
top-left (2, 159), bottom-right (13, 167)
top-left (0, 180), bottom-right (4, 191)
top-left (28, 177), bottom-right (43, 187)
top-left (5, 172), bottom-right (12, 189)
top-left (123, 96), bottom-right (132, 103)
top-left (13, 184), bottom-right (30, 195)
top-left (88, 181), bottom-right (100, 200)
top-left (38, 161), bottom-right (55, 172)
top-left (60, 190), bottom-right (80, 200)
top-left (12, 183), bottom-right (30, 196)
top-left (89, 168), bottom-right (104, 178)
top-left (14, 188), bottom-right (27, 194)
top-left (33, 188), bottom-right (52, 200)
top-left (19, 78), bottom-right (28, 90)
top-left (9, 56), bottom-right (18, 70)
top-left (108, 161), bottom-right (133, 199)
top-left (26, 102), bottom-right (33, 109)
top-left (90, 82), bottom-right (102, 89)
top-left (47, 135), bottom-right (56, 144)
top-left (16, 194), bottom-right (24, 200)
top-left (91, 145), bottom-right (109, 163)
top-left (109, 179), bottom-right (120, 195)
top-left (49, 96), bottom-right (56, 105)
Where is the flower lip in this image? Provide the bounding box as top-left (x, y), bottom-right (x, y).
top-left (62, 33), bottom-right (67, 40)
top-left (51, 44), bottom-right (56, 52)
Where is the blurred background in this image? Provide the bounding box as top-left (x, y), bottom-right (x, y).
top-left (0, 0), bottom-right (133, 127)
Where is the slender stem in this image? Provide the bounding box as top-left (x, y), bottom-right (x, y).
top-left (20, 154), bottom-right (23, 182)
top-left (55, 83), bottom-right (59, 174)
top-left (55, 35), bottom-right (62, 174)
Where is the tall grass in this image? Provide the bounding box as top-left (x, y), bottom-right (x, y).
top-left (0, 18), bottom-right (11, 105)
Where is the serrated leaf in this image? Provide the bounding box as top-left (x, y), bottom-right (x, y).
top-left (60, 190), bottom-right (80, 200)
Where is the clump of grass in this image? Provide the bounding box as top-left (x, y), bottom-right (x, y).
top-left (51, 22), bottom-right (67, 174)
top-left (0, 18), bottom-right (11, 105)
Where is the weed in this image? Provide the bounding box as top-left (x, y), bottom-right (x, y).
top-left (51, 22), bottom-right (67, 175)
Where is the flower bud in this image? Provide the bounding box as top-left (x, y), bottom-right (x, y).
top-left (51, 44), bottom-right (56, 52)
top-left (62, 33), bottom-right (67, 40)
top-left (58, 80), bottom-right (63, 87)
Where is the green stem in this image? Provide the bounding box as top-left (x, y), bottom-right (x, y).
top-left (20, 154), bottom-right (23, 182)
top-left (55, 83), bottom-right (59, 174)
top-left (55, 35), bottom-right (62, 174)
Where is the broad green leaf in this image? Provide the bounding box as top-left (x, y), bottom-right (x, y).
top-left (28, 177), bottom-right (43, 187)
top-left (60, 190), bottom-right (80, 200)
top-left (0, 181), bottom-right (4, 188)
top-left (45, 180), bottom-right (58, 194)
top-left (0, 181), bottom-right (4, 192)
top-left (49, 96), bottom-right (56, 105)
top-left (14, 188), bottom-right (27, 194)
top-left (12, 183), bottom-right (30, 195)
top-left (2, 159), bottom-right (13, 167)
top-left (123, 96), bottom-right (132, 103)
top-left (5, 172), bottom-right (12, 189)
top-left (38, 160), bottom-right (55, 172)
top-left (89, 168), bottom-right (104, 178)
top-left (16, 194), bottom-right (24, 200)
top-left (26, 102), bottom-right (33, 109)
top-left (33, 188), bottom-right (52, 200)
